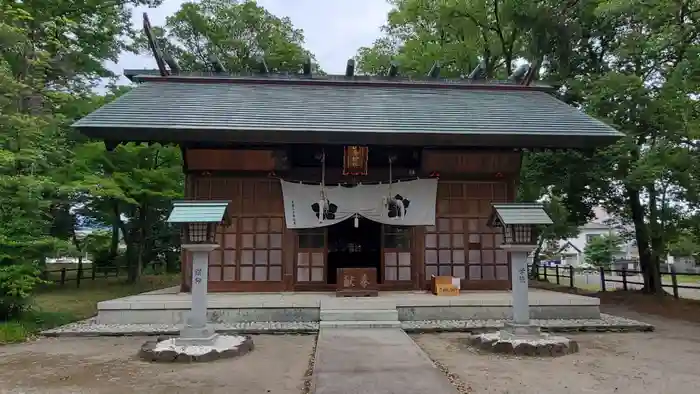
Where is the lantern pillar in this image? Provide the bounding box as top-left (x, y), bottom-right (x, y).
top-left (502, 245), bottom-right (537, 335)
top-left (179, 243), bottom-right (219, 344)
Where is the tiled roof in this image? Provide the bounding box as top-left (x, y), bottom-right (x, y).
top-left (167, 200), bottom-right (230, 223)
top-left (489, 203), bottom-right (553, 226)
top-left (73, 74), bottom-right (623, 148)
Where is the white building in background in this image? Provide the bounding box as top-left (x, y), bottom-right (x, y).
top-left (556, 207), bottom-right (639, 268)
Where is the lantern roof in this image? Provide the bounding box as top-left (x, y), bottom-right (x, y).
top-left (487, 203), bottom-right (553, 226)
top-left (167, 200), bottom-right (230, 223)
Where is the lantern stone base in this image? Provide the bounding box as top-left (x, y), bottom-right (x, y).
top-left (467, 329), bottom-right (579, 357)
top-left (179, 324), bottom-right (217, 345)
top-left (139, 334), bottom-right (254, 363)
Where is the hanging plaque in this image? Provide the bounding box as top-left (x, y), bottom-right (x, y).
top-left (343, 146), bottom-right (369, 175)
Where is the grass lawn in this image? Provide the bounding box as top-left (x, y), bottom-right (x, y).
top-left (0, 274), bottom-right (179, 345)
top-left (531, 280), bottom-right (700, 324)
top-left (662, 274), bottom-right (700, 285)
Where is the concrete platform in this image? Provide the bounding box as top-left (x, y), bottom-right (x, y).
top-left (96, 289), bottom-right (601, 325)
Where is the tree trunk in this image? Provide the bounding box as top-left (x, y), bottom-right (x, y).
top-left (649, 235), bottom-right (665, 296)
top-left (647, 186), bottom-right (665, 295)
top-left (626, 186), bottom-right (661, 293)
top-left (529, 237), bottom-right (546, 279)
top-left (128, 204), bottom-right (149, 282)
top-left (109, 202), bottom-right (120, 263)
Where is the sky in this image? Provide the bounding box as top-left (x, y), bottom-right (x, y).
top-left (110, 0), bottom-right (393, 84)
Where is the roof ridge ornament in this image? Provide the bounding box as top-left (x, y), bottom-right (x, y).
top-left (388, 60), bottom-right (399, 77)
top-left (428, 61), bottom-right (441, 79)
top-left (303, 56), bottom-right (312, 76)
top-left (468, 60), bottom-right (487, 80)
top-left (345, 59), bottom-right (355, 77)
top-left (143, 12), bottom-right (169, 77)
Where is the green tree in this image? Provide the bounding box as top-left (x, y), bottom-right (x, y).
top-left (141, 0), bottom-right (319, 73)
top-left (529, 196), bottom-right (580, 277)
top-left (66, 141), bottom-right (184, 282)
top-left (1, 0), bottom-right (176, 283)
top-left (355, 0), bottom-right (528, 78)
top-left (358, 0), bottom-right (700, 295)
top-left (585, 234), bottom-right (623, 268)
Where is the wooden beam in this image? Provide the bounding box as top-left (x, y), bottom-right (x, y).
top-left (467, 60), bottom-right (486, 80)
top-left (162, 51), bottom-right (181, 74)
top-left (345, 59), bottom-right (355, 77)
top-left (142, 13), bottom-right (168, 77)
top-left (428, 61), bottom-right (440, 78)
top-left (303, 56), bottom-right (312, 76)
top-left (388, 60), bottom-right (399, 77)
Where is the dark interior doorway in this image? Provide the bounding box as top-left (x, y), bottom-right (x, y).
top-left (326, 217), bottom-right (382, 284)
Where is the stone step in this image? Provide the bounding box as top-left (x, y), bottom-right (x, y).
top-left (320, 309), bottom-right (399, 322)
top-left (319, 320), bottom-right (402, 329)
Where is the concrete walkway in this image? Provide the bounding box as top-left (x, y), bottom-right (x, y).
top-left (312, 328), bottom-right (458, 394)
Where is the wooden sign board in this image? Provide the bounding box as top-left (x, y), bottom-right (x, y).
top-left (336, 267), bottom-right (378, 297)
top-left (435, 284), bottom-right (459, 296)
top-left (342, 146), bottom-right (369, 175)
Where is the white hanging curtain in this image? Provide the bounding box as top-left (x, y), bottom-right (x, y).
top-left (280, 179), bottom-right (438, 229)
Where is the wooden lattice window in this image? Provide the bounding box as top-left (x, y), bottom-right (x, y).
top-left (427, 182), bottom-right (510, 281)
top-left (208, 218), bottom-right (237, 282)
top-left (383, 225), bottom-right (412, 281)
top-left (296, 229), bottom-right (325, 282)
top-left (239, 217), bottom-right (284, 281)
top-left (424, 218), bottom-right (466, 278)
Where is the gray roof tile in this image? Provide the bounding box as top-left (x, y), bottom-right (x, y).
top-left (490, 203), bottom-right (553, 225)
top-left (73, 79), bottom-right (623, 148)
top-left (167, 200), bottom-right (230, 223)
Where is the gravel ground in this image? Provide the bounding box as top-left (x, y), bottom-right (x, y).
top-left (412, 312), bottom-right (700, 394)
top-left (41, 314), bottom-right (651, 337)
top-left (0, 335), bottom-right (315, 394)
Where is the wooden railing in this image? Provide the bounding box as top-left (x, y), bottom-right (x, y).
top-left (41, 263), bottom-right (167, 288)
top-left (529, 263), bottom-right (700, 299)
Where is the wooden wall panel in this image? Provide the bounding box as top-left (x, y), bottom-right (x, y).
top-left (186, 149), bottom-right (277, 171)
top-left (181, 176), bottom-right (287, 292)
top-left (423, 180), bottom-right (513, 290)
top-left (421, 150), bottom-right (521, 175)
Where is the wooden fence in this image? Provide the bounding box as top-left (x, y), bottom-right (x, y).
top-left (529, 264), bottom-right (700, 299)
top-left (41, 263), bottom-right (166, 288)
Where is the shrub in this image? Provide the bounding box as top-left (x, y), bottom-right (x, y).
top-left (0, 264), bottom-right (45, 320)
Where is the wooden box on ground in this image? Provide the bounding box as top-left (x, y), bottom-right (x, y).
top-left (336, 268), bottom-right (379, 297)
top-left (431, 275), bottom-right (460, 296)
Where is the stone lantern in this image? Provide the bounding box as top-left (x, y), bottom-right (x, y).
top-left (138, 200), bottom-right (254, 363)
top-left (469, 203), bottom-right (577, 357)
top-left (166, 200), bottom-right (231, 345)
top-left (487, 203), bottom-right (552, 336)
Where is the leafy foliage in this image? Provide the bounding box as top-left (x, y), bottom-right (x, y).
top-left (140, 0), bottom-right (320, 74)
top-left (0, 0), bottom-right (318, 308)
top-left (357, 0), bottom-right (700, 294)
top-left (585, 234), bottom-right (623, 268)
top-left (0, 264), bottom-right (45, 319)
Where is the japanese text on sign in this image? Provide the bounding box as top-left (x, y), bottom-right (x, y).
top-left (343, 275), bottom-right (355, 288)
top-left (194, 268), bottom-right (203, 284)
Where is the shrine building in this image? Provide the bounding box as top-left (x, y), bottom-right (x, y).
top-left (73, 55), bottom-right (622, 293)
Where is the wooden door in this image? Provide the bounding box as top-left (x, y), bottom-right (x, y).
top-left (382, 225), bottom-right (413, 288)
top-left (295, 228), bottom-right (327, 285)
